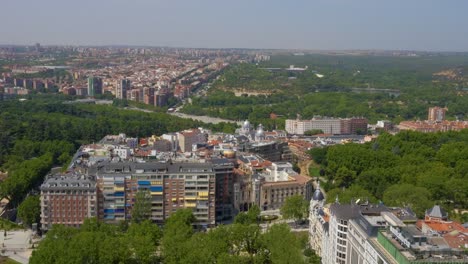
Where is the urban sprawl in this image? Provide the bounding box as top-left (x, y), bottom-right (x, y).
top-left (1, 45), bottom-right (467, 264)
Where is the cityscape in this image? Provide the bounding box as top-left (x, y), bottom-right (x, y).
top-left (1, 1), bottom-right (468, 264)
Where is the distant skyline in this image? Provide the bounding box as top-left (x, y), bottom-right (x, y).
top-left (1, 0), bottom-right (468, 52)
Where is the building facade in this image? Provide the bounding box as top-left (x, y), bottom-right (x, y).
top-left (87, 76), bottom-right (103, 96)
top-left (428, 106), bottom-right (447, 122)
top-left (177, 129), bottom-right (206, 153)
top-left (260, 174), bottom-right (312, 210)
top-left (40, 174), bottom-right (97, 230)
top-left (286, 117), bottom-right (368, 135)
top-left (116, 79), bottom-right (130, 99)
top-left (91, 161), bottom-right (216, 227)
top-left (211, 159), bottom-right (236, 221)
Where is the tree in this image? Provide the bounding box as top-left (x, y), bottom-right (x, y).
top-left (17, 195), bottom-right (40, 227)
top-left (383, 184), bottom-right (433, 217)
top-left (229, 223), bottom-right (265, 259)
top-left (334, 166), bottom-right (357, 188)
top-left (234, 205), bottom-right (260, 225)
top-left (326, 185), bottom-right (377, 204)
top-left (308, 147), bottom-right (328, 165)
top-left (304, 129), bottom-right (324, 136)
top-left (132, 190), bottom-right (151, 223)
top-left (280, 195), bottom-right (309, 224)
top-left (182, 226), bottom-right (231, 263)
top-left (161, 209), bottom-right (195, 264)
top-left (263, 224), bottom-right (304, 264)
top-left (356, 168), bottom-right (398, 199)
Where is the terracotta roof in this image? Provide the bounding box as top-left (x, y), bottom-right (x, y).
top-left (442, 231), bottom-right (468, 249)
top-left (419, 220), bottom-right (468, 233)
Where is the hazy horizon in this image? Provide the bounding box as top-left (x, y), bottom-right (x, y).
top-left (1, 0), bottom-right (467, 52)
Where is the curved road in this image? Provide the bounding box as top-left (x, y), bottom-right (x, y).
top-left (169, 112), bottom-right (242, 125)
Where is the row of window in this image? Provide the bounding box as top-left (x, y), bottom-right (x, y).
top-left (43, 195), bottom-right (95, 200)
top-left (129, 174), bottom-right (213, 180)
top-left (338, 232), bottom-right (347, 239)
top-left (44, 207), bottom-right (90, 211)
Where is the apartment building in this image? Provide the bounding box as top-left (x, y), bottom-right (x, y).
top-left (90, 161), bottom-right (216, 227)
top-left (309, 184), bottom-right (327, 258)
top-left (211, 159), bottom-right (236, 221)
top-left (40, 174), bottom-right (97, 231)
top-left (116, 79), bottom-right (130, 99)
top-left (285, 117), bottom-right (368, 135)
top-left (143, 87), bottom-right (155, 105)
top-left (177, 129), bottom-right (206, 152)
top-left (428, 106), bottom-right (447, 122)
top-left (87, 76), bottom-right (103, 96)
top-left (309, 200), bottom-right (467, 264)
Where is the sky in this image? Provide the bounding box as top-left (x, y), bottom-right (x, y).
top-left (1, 0), bottom-right (467, 51)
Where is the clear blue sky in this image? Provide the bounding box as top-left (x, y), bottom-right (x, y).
top-left (1, 0), bottom-right (467, 51)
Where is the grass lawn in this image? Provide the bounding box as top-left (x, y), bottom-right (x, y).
top-left (0, 219), bottom-right (22, 231)
top-left (308, 166), bottom-right (321, 177)
top-left (0, 256), bottom-right (21, 264)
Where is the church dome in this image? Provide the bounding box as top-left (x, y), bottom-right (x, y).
top-left (242, 120), bottom-right (251, 129)
top-left (312, 183), bottom-right (324, 201)
top-left (255, 124), bottom-right (265, 138)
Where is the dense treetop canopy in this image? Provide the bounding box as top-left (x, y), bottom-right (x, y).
top-left (310, 130), bottom-right (468, 218)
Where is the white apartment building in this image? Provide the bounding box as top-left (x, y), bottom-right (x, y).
top-left (286, 118), bottom-right (341, 135)
top-left (309, 199), bottom-right (390, 264)
top-left (264, 162), bottom-right (296, 182)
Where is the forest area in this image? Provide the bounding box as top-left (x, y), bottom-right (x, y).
top-left (0, 96), bottom-right (236, 216)
top-left (30, 207), bottom-right (319, 264)
top-left (308, 130), bottom-right (468, 221)
top-left (181, 54), bottom-right (468, 128)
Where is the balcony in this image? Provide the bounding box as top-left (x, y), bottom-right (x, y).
top-left (185, 202), bottom-right (196, 208)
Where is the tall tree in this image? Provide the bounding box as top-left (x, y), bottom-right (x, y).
top-left (280, 195), bottom-right (309, 224)
top-left (17, 195), bottom-right (40, 227)
top-left (132, 190), bottom-right (152, 223)
top-left (161, 209), bottom-right (195, 264)
top-left (263, 223), bottom-right (304, 264)
top-left (383, 184), bottom-right (433, 217)
top-left (234, 204), bottom-right (260, 225)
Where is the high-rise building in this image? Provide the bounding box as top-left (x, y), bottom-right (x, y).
top-left (32, 80), bottom-right (45, 91)
top-left (13, 78), bottom-right (24, 87)
top-left (211, 159), bottom-right (236, 221)
top-left (143, 87), bottom-right (155, 105)
top-left (23, 79), bottom-right (33, 89)
top-left (129, 89), bottom-right (140, 102)
top-left (87, 76), bottom-right (103, 97)
top-left (428, 107), bottom-right (447, 122)
top-left (116, 79), bottom-right (130, 99)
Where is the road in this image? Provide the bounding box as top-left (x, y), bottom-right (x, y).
top-left (168, 112), bottom-right (242, 125)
